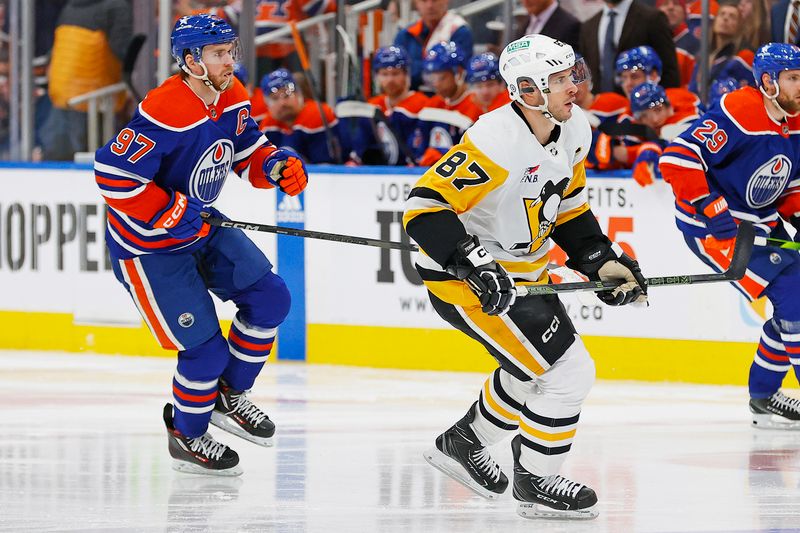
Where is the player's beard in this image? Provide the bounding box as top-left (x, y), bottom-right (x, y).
top-left (209, 71), bottom-right (234, 92)
top-left (776, 91), bottom-right (800, 116)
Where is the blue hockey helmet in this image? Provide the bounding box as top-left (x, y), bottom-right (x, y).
top-left (171, 14), bottom-right (240, 69)
top-left (630, 81), bottom-right (668, 116)
top-left (709, 77), bottom-right (739, 106)
top-left (615, 46), bottom-right (663, 77)
top-left (423, 41), bottom-right (467, 74)
top-left (466, 52), bottom-right (501, 83)
top-left (753, 42), bottom-right (800, 88)
top-left (373, 46), bottom-right (410, 72)
top-left (260, 68), bottom-right (297, 95)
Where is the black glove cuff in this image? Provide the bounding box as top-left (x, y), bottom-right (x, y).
top-left (445, 235), bottom-right (485, 279)
top-left (565, 240), bottom-right (615, 278)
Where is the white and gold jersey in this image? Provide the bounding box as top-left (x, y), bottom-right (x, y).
top-left (403, 102), bottom-right (592, 305)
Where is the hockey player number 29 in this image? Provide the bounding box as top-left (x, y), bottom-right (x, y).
top-left (434, 151), bottom-right (491, 190)
top-left (690, 120), bottom-right (728, 153)
top-left (110, 127), bottom-right (157, 163)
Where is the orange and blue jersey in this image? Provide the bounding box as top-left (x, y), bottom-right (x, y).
top-left (346, 90), bottom-right (430, 165)
top-left (689, 47), bottom-right (755, 100)
top-left (250, 86), bottom-right (269, 123)
top-left (473, 91), bottom-right (511, 115)
top-left (95, 76), bottom-right (279, 259)
top-left (255, 0), bottom-right (334, 59)
top-left (673, 23), bottom-right (700, 89)
top-left (393, 17), bottom-right (473, 90)
top-left (286, 100), bottom-right (341, 164)
top-left (686, 0), bottom-right (718, 38)
top-left (417, 91), bottom-right (483, 166)
top-left (660, 87), bottom-right (800, 240)
top-left (584, 92), bottom-right (631, 170)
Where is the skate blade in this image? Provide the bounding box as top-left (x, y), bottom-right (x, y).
top-left (171, 459), bottom-right (243, 477)
top-left (423, 447), bottom-right (503, 500)
top-left (517, 501), bottom-right (599, 520)
top-left (752, 413), bottom-right (800, 430)
top-left (210, 411), bottom-right (275, 447)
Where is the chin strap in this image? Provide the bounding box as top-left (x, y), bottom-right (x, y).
top-left (181, 62), bottom-right (230, 94)
top-left (760, 79), bottom-right (800, 120)
top-left (515, 92), bottom-right (566, 126)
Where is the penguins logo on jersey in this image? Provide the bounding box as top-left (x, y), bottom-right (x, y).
top-left (746, 155), bottom-right (791, 208)
top-left (524, 177), bottom-right (570, 253)
top-left (190, 140), bottom-right (234, 204)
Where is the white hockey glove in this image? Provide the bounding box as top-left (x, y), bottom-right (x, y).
top-left (567, 242), bottom-right (648, 306)
top-left (445, 235), bottom-right (516, 316)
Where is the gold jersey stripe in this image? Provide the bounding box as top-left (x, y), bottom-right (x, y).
top-left (519, 419), bottom-right (577, 442)
top-left (556, 203), bottom-right (591, 225)
top-left (467, 310), bottom-right (546, 376)
top-left (498, 254), bottom-right (549, 274)
top-left (412, 133), bottom-right (510, 214)
top-left (402, 205), bottom-right (453, 226)
top-left (563, 160), bottom-right (587, 198)
top-left (483, 378), bottom-right (519, 421)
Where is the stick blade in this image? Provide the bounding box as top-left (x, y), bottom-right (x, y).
top-left (726, 221), bottom-right (755, 280)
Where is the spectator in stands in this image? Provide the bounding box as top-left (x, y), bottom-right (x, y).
top-left (580, 0), bottom-right (680, 93)
top-left (589, 46), bottom-right (701, 171)
top-left (686, 0), bottom-right (718, 38)
top-left (394, 0), bottom-right (473, 90)
top-left (42, 0), bottom-right (131, 161)
top-left (708, 76), bottom-right (739, 107)
top-left (770, 0), bottom-right (800, 44)
top-left (513, 0), bottom-right (581, 50)
top-left (616, 46), bottom-right (702, 113)
top-left (416, 41), bottom-right (481, 166)
top-left (340, 45), bottom-right (429, 165)
top-left (624, 81), bottom-right (700, 186)
top-left (257, 68), bottom-right (341, 164)
top-left (739, 0), bottom-right (771, 50)
top-left (657, 0), bottom-right (700, 88)
top-left (465, 52), bottom-right (509, 114)
top-left (688, 0), bottom-right (755, 101)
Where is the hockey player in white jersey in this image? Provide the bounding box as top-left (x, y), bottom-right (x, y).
top-left (403, 34), bottom-right (648, 520)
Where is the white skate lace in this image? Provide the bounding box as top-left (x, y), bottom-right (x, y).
top-left (772, 391), bottom-right (800, 414)
top-left (232, 392), bottom-right (269, 427)
top-left (537, 475), bottom-right (584, 498)
top-left (187, 433), bottom-right (227, 461)
top-left (471, 447), bottom-right (502, 482)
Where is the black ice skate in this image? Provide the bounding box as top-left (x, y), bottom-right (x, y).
top-left (423, 403), bottom-right (508, 499)
top-left (210, 378), bottom-right (275, 447)
top-left (750, 391), bottom-right (800, 430)
top-left (511, 436), bottom-right (598, 520)
top-left (163, 403), bottom-right (242, 476)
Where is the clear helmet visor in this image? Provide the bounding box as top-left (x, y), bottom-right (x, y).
top-left (519, 57), bottom-right (588, 95)
top-left (200, 39), bottom-right (242, 65)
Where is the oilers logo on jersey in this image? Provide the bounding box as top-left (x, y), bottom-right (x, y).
top-left (746, 155), bottom-right (791, 208)
top-left (191, 140), bottom-right (234, 204)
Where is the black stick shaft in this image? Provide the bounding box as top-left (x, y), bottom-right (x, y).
top-left (203, 215), bottom-right (418, 251)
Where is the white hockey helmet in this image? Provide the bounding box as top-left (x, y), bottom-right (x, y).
top-left (499, 34), bottom-right (585, 123)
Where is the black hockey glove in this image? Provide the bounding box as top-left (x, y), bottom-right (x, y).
top-left (567, 242), bottom-right (648, 306)
top-left (445, 235), bottom-right (516, 316)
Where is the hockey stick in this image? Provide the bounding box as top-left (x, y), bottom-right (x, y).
top-left (515, 221), bottom-right (756, 297)
top-left (754, 235), bottom-right (800, 250)
top-left (289, 22), bottom-right (342, 164)
top-left (202, 214), bottom-right (418, 251)
top-left (205, 215), bottom-right (755, 296)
